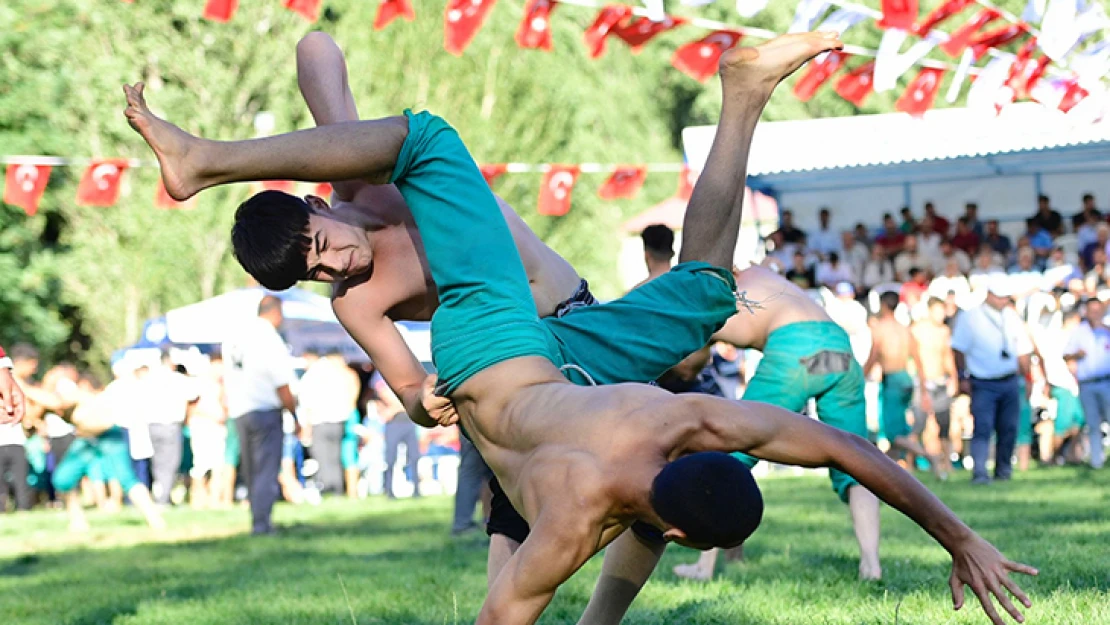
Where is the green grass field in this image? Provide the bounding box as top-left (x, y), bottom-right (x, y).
top-left (1, 467), bottom-right (1107, 625)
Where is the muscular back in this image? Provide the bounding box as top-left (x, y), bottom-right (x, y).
top-left (912, 321), bottom-right (952, 380)
top-left (872, 317), bottom-right (913, 373)
top-left (714, 265), bottom-right (831, 351)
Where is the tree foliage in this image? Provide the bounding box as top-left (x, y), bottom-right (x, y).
top-left (0, 0), bottom-right (1060, 369)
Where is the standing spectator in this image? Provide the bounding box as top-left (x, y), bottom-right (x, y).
top-left (1039, 309), bottom-right (1087, 464)
top-left (144, 352), bottom-right (198, 505)
top-left (1063, 297), bottom-right (1110, 469)
top-left (900, 268), bottom-right (930, 308)
top-left (223, 295), bottom-right (298, 535)
top-left (809, 208), bottom-right (841, 258)
top-left (951, 275), bottom-right (1034, 484)
top-left (815, 252), bottom-right (854, 289)
top-left (785, 251), bottom-right (816, 289)
top-left (0, 346), bottom-right (24, 424)
top-left (1030, 194), bottom-right (1064, 238)
top-left (771, 209), bottom-right (807, 245)
top-left (912, 298), bottom-right (960, 474)
top-left (951, 218), bottom-right (982, 257)
top-left (0, 410), bottom-right (29, 511)
top-left (983, 219), bottom-right (1013, 258)
top-left (298, 352), bottom-right (361, 495)
top-left (373, 374), bottom-right (421, 499)
top-left (1072, 193), bottom-right (1102, 231)
top-left (861, 245), bottom-right (896, 293)
top-left (453, 435), bottom-right (493, 535)
top-left (962, 203), bottom-right (985, 238)
top-left (875, 213), bottom-right (907, 255)
top-left (924, 202), bottom-right (950, 237)
top-left (186, 356), bottom-right (227, 509)
top-left (841, 231), bottom-right (869, 283)
top-left (894, 235), bottom-right (931, 282)
top-left (899, 207), bottom-right (917, 235)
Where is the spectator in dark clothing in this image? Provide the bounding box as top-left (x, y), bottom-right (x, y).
top-left (899, 207), bottom-right (917, 234)
top-left (924, 202), bottom-right (950, 237)
top-left (1071, 193), bottom-right (1102, 231)
top-left (984, 220), bottom-right (1013, 257)
top-left (853, 222), bottom-right (872, 248)
top-left (785, 251), bottom-right (816, 289)
top-left (951, 217), bottom-right (982, 256)
top-left (1030, 194), bottom-right (1064, 237)
top-left (962, 203), bottom-right (985, 238)
top-left (875, 213), bottom-right (907, 255)
top-left (772, 209), bottom-right (807, 245)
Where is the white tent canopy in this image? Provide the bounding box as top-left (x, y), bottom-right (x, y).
top-left (682, 103), bottom-right (1110, 236)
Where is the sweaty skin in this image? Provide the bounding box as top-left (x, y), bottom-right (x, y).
top-left (124, 33), bottom-right (1036, 625)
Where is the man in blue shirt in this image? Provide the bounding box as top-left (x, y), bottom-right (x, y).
top-left (1063, 297), bottom-right (1110, 470)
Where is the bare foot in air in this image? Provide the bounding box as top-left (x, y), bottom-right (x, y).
top-left (673, 562), bottom-right (714, 581)
top-left (719, 31), bottom-right (844, 97)
top-left (122, 82), bottom-right (203, 201)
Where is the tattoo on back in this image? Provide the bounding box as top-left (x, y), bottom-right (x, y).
top-left (735, 289), bottom-right (784, 315)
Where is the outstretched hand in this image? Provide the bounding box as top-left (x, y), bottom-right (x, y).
top-left (949, 534), bottom-right (1038, 625)
top-left (422, 374), bottom-right (459, 427)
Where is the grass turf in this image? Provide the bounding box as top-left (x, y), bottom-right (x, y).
top-left (0, 467), bottom-right (1106, 625)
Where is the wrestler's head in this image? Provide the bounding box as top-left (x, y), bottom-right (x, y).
top-left (231, 190), bottom-right (372, 289)
top-left (649, 451), bottom-right (763, 550)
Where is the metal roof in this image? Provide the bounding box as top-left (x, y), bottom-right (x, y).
top-left (682, 102), bottom-right (1110, 181)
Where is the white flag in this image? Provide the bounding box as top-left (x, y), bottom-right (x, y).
top-left (1023, 0), bottom-right (1048, 23)
top-left (811, 8), bottom-right (868, 63)
top-left (946, 48), bottom-right (976, 103)
top-left (1075, 1), bottom-right (1110, 36)
top-left (735, 0), bottom-right (768, 18)
top-left (789, 0), bottom-right (830, 33)
top-left (874, 30), bottom-right (947, 93)
top-left (967, 54), bottom-right (1015, 111)
top-left (1040, 0), bottom-right (1082, 60)
top-left (1030, 77), bottom-right (1068, 108)
top-left (1070, 41), bottom-right (1110, 84)
top-left (643, 0), bottom-right (666, 21)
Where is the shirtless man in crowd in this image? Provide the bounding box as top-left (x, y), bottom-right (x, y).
top-left (912, 297), bottom-right (960, 472)
top-left (125, 32), bottom-right (1034, 625)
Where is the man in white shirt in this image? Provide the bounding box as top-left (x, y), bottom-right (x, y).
top-left (297, 351), bottom-right (360, 495)
top-left (950, 274), bottom-right (1034, 484)
top-left (894, 235), bottom-right (931, 282)
top-left (142, 353), bottom-right (199, 504)
top-left (223, 295), bottom-right (298, 534)
top-left (1063, 297), bottom-right (1110, 470)
top-left (808, 208), bottom-right (841, 259)
top-left (815, 252), bottom-right (854, 289)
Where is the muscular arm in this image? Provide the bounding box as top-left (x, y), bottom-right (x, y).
top-left (296, 32), bottom-right (367, 202)
top-left (909, 329), bottom-right (929, 394)
top-left (862, 324), bottom-right (881, 377)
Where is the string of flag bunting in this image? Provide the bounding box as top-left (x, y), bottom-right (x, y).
top-left (0, 157), bottom-right (697, 218)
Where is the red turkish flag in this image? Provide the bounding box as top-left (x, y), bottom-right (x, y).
top-left (792, 50), bottom-right (847, 101)
top-left (516, 0), bottom-right (558, 51)
top-left (314, 183), bottom-right (334, 198)
top-left (202, 0), bottom-right (238, 22)
top-left (444, 0), bottom-right (497, 56)
top-left (76, 159), bottom-right (128, 207)
top-left (537, 166), bottom-right (580, 217)
top-left (913, 0), bottom-right (972, 35)
top-left (896, 67), bottom-right (945, 117)
top-left (583, 5), bottom-right (633, 59)
top-left (283, 0), bottom-right (321, 22)
top-left (3, 164), bottom-right (51, 216)
top-left (598, 166), bottom-right (647, 200)
top-left (1004, 39), bottom-right (1041, 98)
top-left (260, 180), bottom-right (295, 193)
top-left (671, 30), bottom-right (743, 83)
top-left (1018, 55), bottom-right (1051, 99)
top-left (676, 166), bottom-right (699, 202)
top-left (970, 23), bottom-right (1027, 60)
top-left (374, 0), bottom-right (415, 30)
top-left (480, 164), bottom-right (508, 187)
top-left (835, 61), bottom-right (876, 107)
top-left (940, 9), bottom-right (1001, 58)
top-left (611, 15), bottom-right (685, 53)
top-left (1059, 81), bottom-right (1089, 113)
top-left (878, 0), bottom-right (919, 30)
top-left (155, 180), bottom-right (194, 210)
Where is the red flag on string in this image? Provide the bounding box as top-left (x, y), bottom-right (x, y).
top-left (374, 0), bottom-right (415, 31)
top-left (537, 166), bottom-right (580, 216)
top-left (76, 159), bottom-right (129, 207)
top-left (895, 67), bottom-right (945, 117)
top-left (155, 180), bottom-right (194, 210)
top-left (676, 166), bottom-right (699, 202)
top-left (3, 164), bottom-right (51, 216)
top-left (1059, 81), bottom-right (1089, 113)
top-left (878, 0), bottom-right (919, 30)
top-left (671, 30), bottom-right (743, 83)
top-left (202, 0), bottom-right (238, 22)
top-left (835, 61), bottom-right (876, 107)
top-left (283, 0), bottom-right (321, 22)
top-left (970, 23), bottom-right (1028, 60)
top-left (1004, 39), bottom-right (1040, 97)
top-left (598, 166), bottom-right (647, 200)
top-left (516, 0), bottom-right (558, 51)
top-left (480, 164), bottom-right (508, 187)
top-left (444, 0), bottom-right (498, 56)
top-left (260, 181), bottom-right (296, 193)
top-left (314, 183), bottom-right (334, 198)
top-left (913, 0), bottom-right (972, 35)
top-left (792, 50), bottom-right (847, 101)
top-left (611, 15), bottom-right (685, 53)
top-left (940, 9), bottom-right (1001, 57)
top-left (584, 5), bottom-right (633, 59)
top-left (1018, 55), bottom-right (1051, 99)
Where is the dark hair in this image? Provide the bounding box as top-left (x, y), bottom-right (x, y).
top-left (1083, 193), bottom-right (1094, 202)
top-left (1038, 194), bottom-right (1049, 203)
top-left (966, 202), bottom-right (978, 210)
top-left (819, 207), bottom-right (830, 216)
top-left (828, 251), bottom-right (840, 263)
top-left (880, 291), bottom-right (900, 310)
top-left (10, 343), bottom-right (39, 363)
top-left (650, 452), bottom-right (763, 548)
top-left (641, 224), bottom-right (675, 259)
top-left (909, 267), bottom-right (923, 277)
top-left (883, 212), bottom-right (893, 220)
top-left (231, 191), bottom-right (314, 290)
